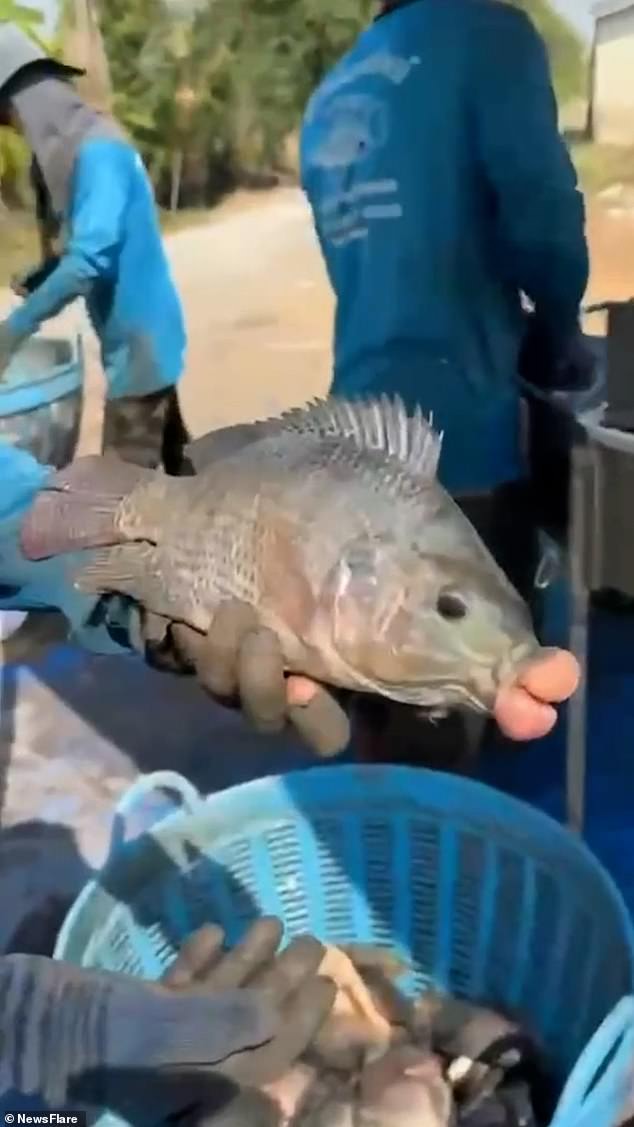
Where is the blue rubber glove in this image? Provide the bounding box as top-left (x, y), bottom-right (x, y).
top-left (0, 442), bottom-right (137, 655)
top-left (10, 257), bottom-right (61, 299)
top-left (519, 318), bottom-right (605, 419)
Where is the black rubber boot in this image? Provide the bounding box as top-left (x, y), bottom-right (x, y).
top-left (102, 388), bottom-right (194, 475)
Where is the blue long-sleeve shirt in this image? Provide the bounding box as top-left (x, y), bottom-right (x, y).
top-left (300, 0), bottom-right (589, 494)
top-left (7, 139), bottom-right (186, 400)
top-left (0, 442), bottom-right (135, 654)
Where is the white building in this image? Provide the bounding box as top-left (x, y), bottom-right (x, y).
top-left (592, 0), bottom-right (634, 144)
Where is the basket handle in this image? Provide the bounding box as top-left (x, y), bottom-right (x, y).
top-left (107, 771), bottom-right (205, 863)
top-left (552, 996), bottom-right (634, 1124)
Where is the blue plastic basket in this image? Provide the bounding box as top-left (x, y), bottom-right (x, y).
top-left (55, 766), bottom-right (634, 1127)
top-left (0, 334), bottom-right (84, 468)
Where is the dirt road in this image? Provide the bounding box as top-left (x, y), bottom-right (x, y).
top-left (174, 189), bottom-right (334, 437)
top-left (0, 187), bottom-right (633, 956)
top-left (0, 188), bottom-right (334, 456)
top-left (2, 185), bottom-right (632, 453)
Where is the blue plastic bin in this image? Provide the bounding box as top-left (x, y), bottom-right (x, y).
top-left (0, 334), bottom-right (84, 467)
top-left (55, 766), bottom-right (634, 1127)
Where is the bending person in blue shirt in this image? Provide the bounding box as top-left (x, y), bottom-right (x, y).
top-left (0, 24), bottom-right (189, 472)
top-left (300, 0), bottom-right (592, 762)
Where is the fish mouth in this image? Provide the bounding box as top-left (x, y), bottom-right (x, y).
top-left (411, 642), bottom-right (543, 716)
top-left (458, 641), bottom-right (544, 713)
top-left (365, 639), bottom-right (545, 714)
top-left (382, 679), bottom-right (492, 714)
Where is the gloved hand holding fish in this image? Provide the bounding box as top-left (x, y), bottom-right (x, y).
top-left (142, 600), bottom-right (352, 759)
top-left (0, 938), bottom-right (280, 1118)
top-left (0, 920), bottom-right (335, 1123)
top-left (519, 316), bottom-right (597, 398)
top-left (20, 396), bottom-right (579, 748)
top-left (0, 917), bottom-right (558, 1126)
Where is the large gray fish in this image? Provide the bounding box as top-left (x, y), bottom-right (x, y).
top-left (357, 1047), bottom-right (454, 1127)
top-left (271, 1049), bottom-right (453, 1127)
top-left (21, 396), bottom-right (544, 716)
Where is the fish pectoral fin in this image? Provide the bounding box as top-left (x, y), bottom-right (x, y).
top-left (74, 544), bottom-right (170, 612)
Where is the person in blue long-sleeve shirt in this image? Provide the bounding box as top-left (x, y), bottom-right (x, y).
top-left (0, 24), bottom-right (189, 471)
top-left (300, 0), bottom-right (591, 762)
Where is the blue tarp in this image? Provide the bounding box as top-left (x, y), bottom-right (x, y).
top-left (481, 608), bottom-right (634, 916)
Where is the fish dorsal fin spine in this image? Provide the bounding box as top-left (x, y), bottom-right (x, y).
top-left (272, 395), bottom-right (442, 482)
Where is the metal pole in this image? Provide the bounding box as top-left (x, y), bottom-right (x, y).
top-left (566, 445), bottom-right (595, 834)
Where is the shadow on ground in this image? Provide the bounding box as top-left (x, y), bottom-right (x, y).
top-left (0, 612), bottom-right (318, 955)
top-left (3, 605), bottom-right (634, 958)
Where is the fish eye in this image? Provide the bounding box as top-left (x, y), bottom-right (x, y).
top-left (436, 589), bottom-right (468, 621)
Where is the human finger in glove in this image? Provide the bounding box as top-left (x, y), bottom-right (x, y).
top-left (518, 314), bottom-right (597, 395)
top-left (143, 601), bottom-right (351, 760)
top-left (161, 917), bottom-right (336, 1126)
top-left (0, 945), bottom-right (274, 1120)
top-left (0, 921), bottom-right (335, 1125)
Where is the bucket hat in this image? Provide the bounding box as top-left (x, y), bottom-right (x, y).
top-left (0, 23), bottom-right (84, 99)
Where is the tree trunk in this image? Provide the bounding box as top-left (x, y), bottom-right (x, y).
top-left (170, 150), bottom-right (183, 213)
top-left (63, 0), bottom-right (114, 114)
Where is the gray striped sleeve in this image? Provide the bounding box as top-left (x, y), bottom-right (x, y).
top-left (0, 955), bottom-right (277, 1107)
top-left (0, 955), bottom-right (110, 1106)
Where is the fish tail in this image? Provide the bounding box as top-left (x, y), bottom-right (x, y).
top-left (20, 491), bottom-right (123, 560)
top-left (19, 455), bottom-right (154, 561)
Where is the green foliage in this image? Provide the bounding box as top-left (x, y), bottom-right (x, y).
top-left (0, 0), bottom-right (587, 211)
top-left (509, 0), bottom-right (587, 103)
top-left (0, 6), bottom-right (49, 205)
top-left (96, 0), bottom-right (586, 207)
top-left (95, 0), bottom-right (587, 206)
top-left (0, 124), bottom-right (28, 178)
top-left (95, 0), bottom-right (377, 204)
top-left (0, 1), bottom-right (44, 36)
